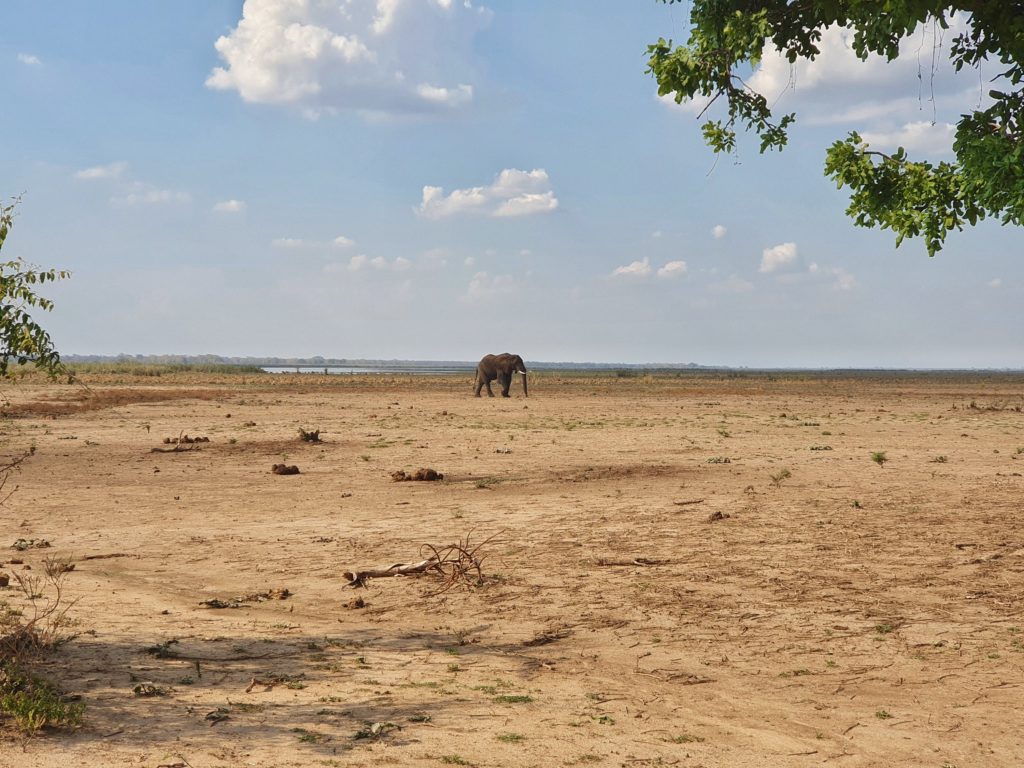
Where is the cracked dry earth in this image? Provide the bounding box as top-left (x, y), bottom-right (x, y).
top-left (1, 371), bottom-right (1022, 768)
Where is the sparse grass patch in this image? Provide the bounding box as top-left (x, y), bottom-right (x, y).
top-left (0, 663), bottom-right (83, 733)
top-left (706, 456), bottom-right (730, 464)
top-left (875, 709), bottom-right (892, 720)
top-left (932, 455), bottom-right (948, 463)
top-left (493, 694), bottom-right (533, 704)
top-left (669, 733), bottom-right (705, 743)
top-left (769, 468), bottom-right (792, 488)
top-left (871, 451), bottom-right (888, 467)
top-left (497, 733), bottom-right (525, 743)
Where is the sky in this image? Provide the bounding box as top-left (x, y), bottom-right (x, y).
top-left (1, 1), bottom-right (1021, 367)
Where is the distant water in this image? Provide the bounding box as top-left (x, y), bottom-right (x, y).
top-left (262, 365), bottom-right (473, 375)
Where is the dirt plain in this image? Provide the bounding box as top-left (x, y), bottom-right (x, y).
top-left (1, 370), bottom-right (1023, 768)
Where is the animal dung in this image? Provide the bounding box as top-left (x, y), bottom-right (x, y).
top-left (163, 435), bottom-right (210, 444)
top-left (271, 464), bottom-right (300, 475)
top-left (391, 468), bottom-right (444, 482)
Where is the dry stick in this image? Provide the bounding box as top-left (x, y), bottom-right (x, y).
top-left (80, 553), bottom-right (136, 561)
top-left (343, 557), bottom-right (442, 588)
top-left (595, 558), bottom-right (671, 567)
top-left (672, 499), bottom-right (705, 506)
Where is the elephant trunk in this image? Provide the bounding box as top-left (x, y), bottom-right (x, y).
top-left (521, 371), bottom-right (528, 397)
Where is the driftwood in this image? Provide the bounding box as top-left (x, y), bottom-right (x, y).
top-left (344, 532), bottom-right (498, 594)
top-left (595, 557), bottom-right (670, 567)
top-left (343, 557), bottom-right (442, 587)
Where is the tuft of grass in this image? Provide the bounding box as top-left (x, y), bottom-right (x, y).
top-left (0, 663), bottom-right (84, 733)
top-left (870, 451), bottom-right (888, 467)
top-left (492, 694), bottom-right (533, 704)
top-left (669, 733), bottom-right (705, 743)
top-left (769, 468), bottom-right (792, 488)
top-left (932, 455), bottom-right (948, 463)
top-left (875, 709), bottom-right (892, 720)
top-left (706, 456), bottom-right (731, 464)
top-left (496, 733), bottom-right (525, 743)
top-left (440, 756), bottom-right (471, 766)
top-left (874, 622), bottom-right (896, 635)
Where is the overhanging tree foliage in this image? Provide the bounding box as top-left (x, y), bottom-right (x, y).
top-left (0, 199), bottom-right (70, 380)
top-left (647, 1), bottom-right (1024, 255)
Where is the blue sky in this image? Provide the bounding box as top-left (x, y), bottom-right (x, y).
top-left (2, 1), bottom-right (1021, 367)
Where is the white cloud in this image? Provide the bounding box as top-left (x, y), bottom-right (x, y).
top-left (213, 199), bottom-right (246, 213)
top-left (415, 82), bottom-right (473, 106)
top-left (17, 53), bottom-right (41, 66)
top-left (712, 224), bottom-right (727, 239)
top-left (611, 257), bottom-right (651, 278)
top-left (75, 162), bottom-right (128, 181)
top-left (711, 274), bottom-right (754, 294)
top-left (273, 234), bottom-right (355, 248)
top-left (344, 253), bottom-right (410, 271)
top-left (759, 242), bottom-right (797, 273)
top-left (111, 187), bottom-right (190, 207)
top-left (272, 237), bottom-right (311, 249)
top-left (461, 271), bottom-right (515, 303)
top-left (417, 168), bottom-right (559, 219)
top-left (861, 121), bottom-right (957, 155)
top-left (830, 267), bottom-right (856, 291)
top-left (518, 249), bottom-right (532, 257)
top-left (657, 260), bottom-right (687, 278)
top-left (206, 0), bottom-right (491, 118)
top-left (651, 230), bottom-right (662, 239)
top-left (464, 256), bottom-right (476, 267)
top-left (988, 278), bottom-right (1002, 289)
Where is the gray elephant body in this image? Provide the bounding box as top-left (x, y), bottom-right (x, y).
top-left (474, 353), bottom-right (528, 398)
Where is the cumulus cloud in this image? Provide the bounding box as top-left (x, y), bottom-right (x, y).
top-left (611, 257), bottom-right (651, 278)
top-left (759, 242), bottom-right (798, 273)
top-left (343, 254), bottom-right (410, 272)
top-left (213, 199), bottom-right (246, 213)
top-left (712, 224), bottom-right (727, 239)
top-left (861, 121), bottom-right (957, 155)
top-left (206, 0), bottom-right (491, 118)
top-left (418, 168), bottom-right (558, 219)
top-left (111, 186), bottom-right (190, 207)
top-left (461, 271), bottom-right (515, 303)
top-left (657, 260), bottom-right (687, 278)
top-left (75, 161), bottom-right (128, 180)
top-left (830, 267), bottom-right (857, 291)
top-left (17, 53), bottom-right (41, 66)
top-left (273, 234), bottom-right (355, 248)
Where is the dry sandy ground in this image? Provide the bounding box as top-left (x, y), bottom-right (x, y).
top-left (1, 371), bottom-right (1022, 768)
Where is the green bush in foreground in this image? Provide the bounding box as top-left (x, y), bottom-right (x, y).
top-left (0, 662), bottom-right (83, 733)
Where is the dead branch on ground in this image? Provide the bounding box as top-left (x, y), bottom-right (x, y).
top-left (344, 530), bottom-right (500, 595)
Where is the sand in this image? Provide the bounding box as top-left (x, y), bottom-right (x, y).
top-left (1, 371), bottom-right (1022, 767)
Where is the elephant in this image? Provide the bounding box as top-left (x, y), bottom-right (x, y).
top-left (474, 353), bottom-right (528, 398)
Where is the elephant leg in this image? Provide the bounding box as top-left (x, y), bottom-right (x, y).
top-left (474, 371), bottom-right (484, 397)
top-left (499, 372), bottom-right (511, 397)
top-left (485, 377), bottom-right (495, 397)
